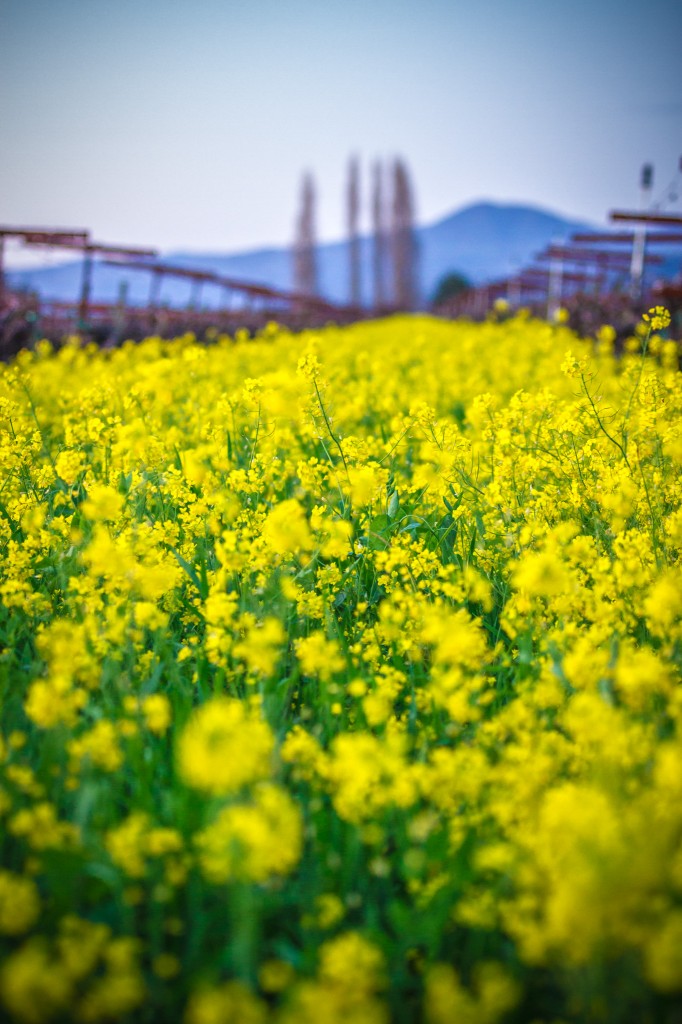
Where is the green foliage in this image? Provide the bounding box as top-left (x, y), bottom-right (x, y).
top-left (431, 271), bottom-right (472, 307)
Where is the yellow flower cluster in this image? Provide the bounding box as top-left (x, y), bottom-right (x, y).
top-left (0, 311), bottom-right (681, 1022)
top-left (0, 916), bottom-right (145, 1023)
top-left (643, 305), bottom-right (672, 331)
top-left (177, 697), bottom-right (275, 795)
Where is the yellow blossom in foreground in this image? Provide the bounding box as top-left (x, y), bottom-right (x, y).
top-left (262, 498), bottom-right (313, 557)
top-left (642, 306), bottom-right (671, 331)
top-left (68, 720), bottom-right (123, 773)
top-left (0, 871), bottom-right (40, 935)
top-left (81, 482), bottom-right (125, 522)
top-left (0, 939), bottom-right (72, 1024)
top-left (424, 962), bottom-right (519, 1024)
top-left (142, 693), bottom-right (172, 734)
top-left (318, 931), bottom-right (386, 992)
top-left (644, 910), bottom-right (682, 992)
top-left (185, 981), bottom-right (268, 1024)
top-left (176, 697), bottom-right (274, 796)
top-left (295, 631), bottom-right (345, 680)
top-left (195, 782), bottom-right (302, 883)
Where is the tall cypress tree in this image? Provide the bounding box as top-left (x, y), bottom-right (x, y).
top-left (293, 172), bottom-right (318, 297)
top-left (347, 156), bottom-right (361, 308)
top-left (372, 161), bottom-right (388, 311)
top-left (390, 158), bottom-right (418, 311)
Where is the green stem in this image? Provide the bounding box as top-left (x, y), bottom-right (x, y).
top-left (637, 457), bottom-right (664, 569)
top-left (621, 324), bottom-right (652, 458)
top-left (580, 374), bottom-right (631, 470)
top-left (313, 377), bottom-right (349, 477)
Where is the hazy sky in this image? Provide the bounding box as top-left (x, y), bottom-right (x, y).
top-left (1, 0), bottom-right (681, 265)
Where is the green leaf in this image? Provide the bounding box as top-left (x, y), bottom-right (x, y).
top-left (387, 489), bottom-right (400, 519)
top-left (366, 514), bottom-right (391, 550)
top-left (168, 546), bottom-right (208, 599)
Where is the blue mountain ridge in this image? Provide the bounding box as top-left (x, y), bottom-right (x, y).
top-left (7, 201), bottom-right (608, 309)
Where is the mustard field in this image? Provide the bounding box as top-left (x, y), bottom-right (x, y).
top-left (0, 311), bottom-right (681, 1023)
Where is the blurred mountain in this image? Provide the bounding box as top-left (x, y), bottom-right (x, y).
top-left (6, 201), bottom-right (618, 309)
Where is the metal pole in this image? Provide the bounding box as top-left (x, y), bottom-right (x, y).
top-left (188, 279), bottom-right (202, 309)
top-left (78, 246), bottom-right (93, 329)
top-left (112, 280), bottom-right (128, 345)
top-left (148, 268), bottom-right (161, 308)
top-left (547, 252), bottom-right (563, 320)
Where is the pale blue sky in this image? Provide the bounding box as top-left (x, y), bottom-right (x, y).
top-left (1, 0), bottom-right (681, 264)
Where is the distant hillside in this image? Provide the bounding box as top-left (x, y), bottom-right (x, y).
top-left (7, 201), bottom-right (597, 308)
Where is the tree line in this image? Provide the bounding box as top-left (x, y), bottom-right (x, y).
top-left (293, 157), bottom-right (419, 311)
